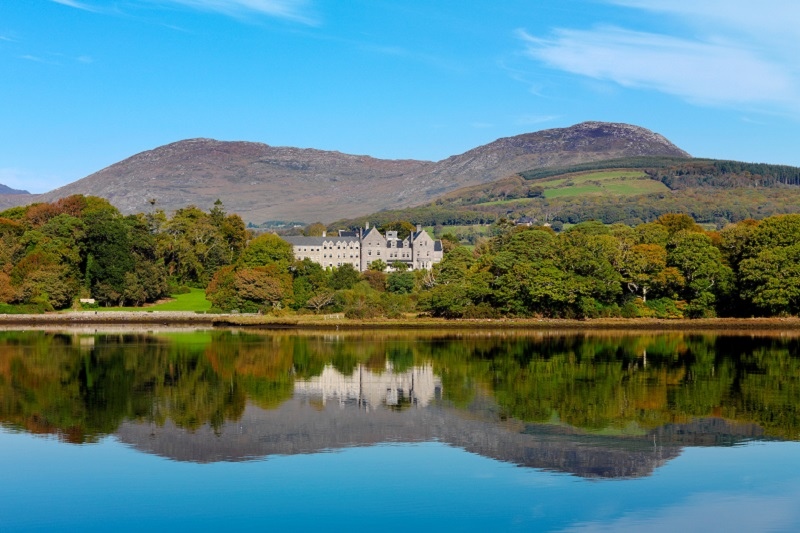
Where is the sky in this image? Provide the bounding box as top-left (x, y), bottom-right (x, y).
top-left (2, 0), bottom-right (800, 193)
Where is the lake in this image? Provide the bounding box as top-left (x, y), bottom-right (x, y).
top-left (1, 329), bottom-right (799, 531)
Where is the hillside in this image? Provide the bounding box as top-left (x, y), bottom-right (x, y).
top-left (0, 122), bottom-right (689, 223)
top-left (332, 157), bottom-right (800, 229)
top-left (0, 184), bottom-right (29, 195)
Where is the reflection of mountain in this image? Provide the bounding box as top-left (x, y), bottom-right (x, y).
top-left (113, 363), bottom-right (765, 478)
top-left (116, 399), bottom-right (670, 478)
top-left (115, 397), bottom-right (764, 478)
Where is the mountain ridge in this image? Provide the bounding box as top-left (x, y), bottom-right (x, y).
top-left (0, 122), bottom-right (689, 223)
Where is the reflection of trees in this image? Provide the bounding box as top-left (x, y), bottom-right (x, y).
top-left (0, 331), bottom-right (798, 443)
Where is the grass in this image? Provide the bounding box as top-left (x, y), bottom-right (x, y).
top-left (472, 169), bottom-right (670, 207)
top-left (540, 170), bottom-right (669, 199)
top-left (93, 288), bottom-right (212, 312)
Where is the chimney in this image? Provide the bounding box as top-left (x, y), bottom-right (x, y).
top-left (416, 224), bottom-right (422, 232)
top-left (365, 221), bottom-right (369, 229)
top-left (322, 231), bottom-right (326, 238)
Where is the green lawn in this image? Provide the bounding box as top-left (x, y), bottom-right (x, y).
top-left (94, 288), bottom-right (212, 312)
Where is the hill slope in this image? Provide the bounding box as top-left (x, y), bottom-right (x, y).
top-left (332, 157), bottom-right (800, 229)
top-left (0, 122), bottom-right (689, 223)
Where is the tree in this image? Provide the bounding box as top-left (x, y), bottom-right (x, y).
top-left (440, 233), bottom-right (459, 253)
top-left (362, 269), bottom-right (387, 291)
top-left (657, 213), bottom-right (704, 235)
top-left (303, 222), bottom-right (327, 237)
top-left (668, 231), bottom-right (732, 317)
top-left (368, 259), bottom-right (387, 272)
top-left (206, 265), bottom-right (239, 311)
top-left (739, 244), bottom-right (800, 315)
top-left (329, 264), bottom-right (360, 290)
top-left (622, 244), bottom-right (682, 302)
top-left (290, 258), bottom-right (329, 310)
top-left (306, 291), bottom-right (335, 312)
top-left (233, 266), bottom-right (293, 310)
top-left (387, 272), bottom-right (415, 294)
top-left (380, 221), bottom-right (416, 240)
top-left (83, 209), bottom-right (135, 304)
top-left (238, 233), bottom-right (294, 269)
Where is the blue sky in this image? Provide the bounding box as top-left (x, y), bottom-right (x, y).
top-left (2, 0), bottom-right (799, 193)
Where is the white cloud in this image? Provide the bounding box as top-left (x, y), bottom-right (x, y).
top-left (170, 0), bottom-right (315, 23)
top-left (51, 0), bottom-right (99, 12)
top-left (607, 0), bottom-right (800, 42)
top-left (20, 54), bottom-right (47, 63)
top-left (516, 114), bottom-right (560, 125)
top-left (52, 0), bottom-right (316, 24)
top-left (518, 1), bottom-right (800, 114)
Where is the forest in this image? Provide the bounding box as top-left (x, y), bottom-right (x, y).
top-left (0, 195), bottom-right (247, 311)
top-left (1, 194), bottom-right (799, 319)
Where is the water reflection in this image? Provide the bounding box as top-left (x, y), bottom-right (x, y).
top-left (294, 363), bottom-right (442, 409)
top-left (0, 329), bottom-right (798, 478)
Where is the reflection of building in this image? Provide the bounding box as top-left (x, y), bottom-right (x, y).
top-left (293, 363), bottom-right (442, 409)
top-left (284, 224), bottom-right (443, 271)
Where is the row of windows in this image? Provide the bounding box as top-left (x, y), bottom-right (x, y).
top-left (323, 262), bottom-right (359, 268)
top-left (300, 250), bottom-right (429, 259)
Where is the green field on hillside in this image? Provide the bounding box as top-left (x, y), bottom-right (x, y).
top-left (477, 170), bottom-right (669, 207)
top-left (541, 170), bottom-right (669, 198)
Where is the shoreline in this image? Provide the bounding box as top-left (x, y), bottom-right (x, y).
top-left (1, 311), bottom-right (800, 331)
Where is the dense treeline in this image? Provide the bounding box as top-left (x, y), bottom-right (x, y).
top-left (546, 188), bottom-right (800, 226)
top-left (212, 212), bottom-right (800, 320)
top-left (0, 196), bottom-right (247, 310)
top-left (649, 160), bottom-right (800, 189)
top-left (520, 157), bottom-right (800, 187)
top-left (417, 213), bottom-right (800, 319)
top-left (4, 195), bottom-right (800, 319)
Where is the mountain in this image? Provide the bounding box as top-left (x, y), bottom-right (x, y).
top-left (0, 184), bottom-right (30, 195)
top-left (0, 122), bottom-right (689, 223)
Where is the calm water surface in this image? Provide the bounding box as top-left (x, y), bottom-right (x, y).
top-left (1, 329), bottom-right (799, 531)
